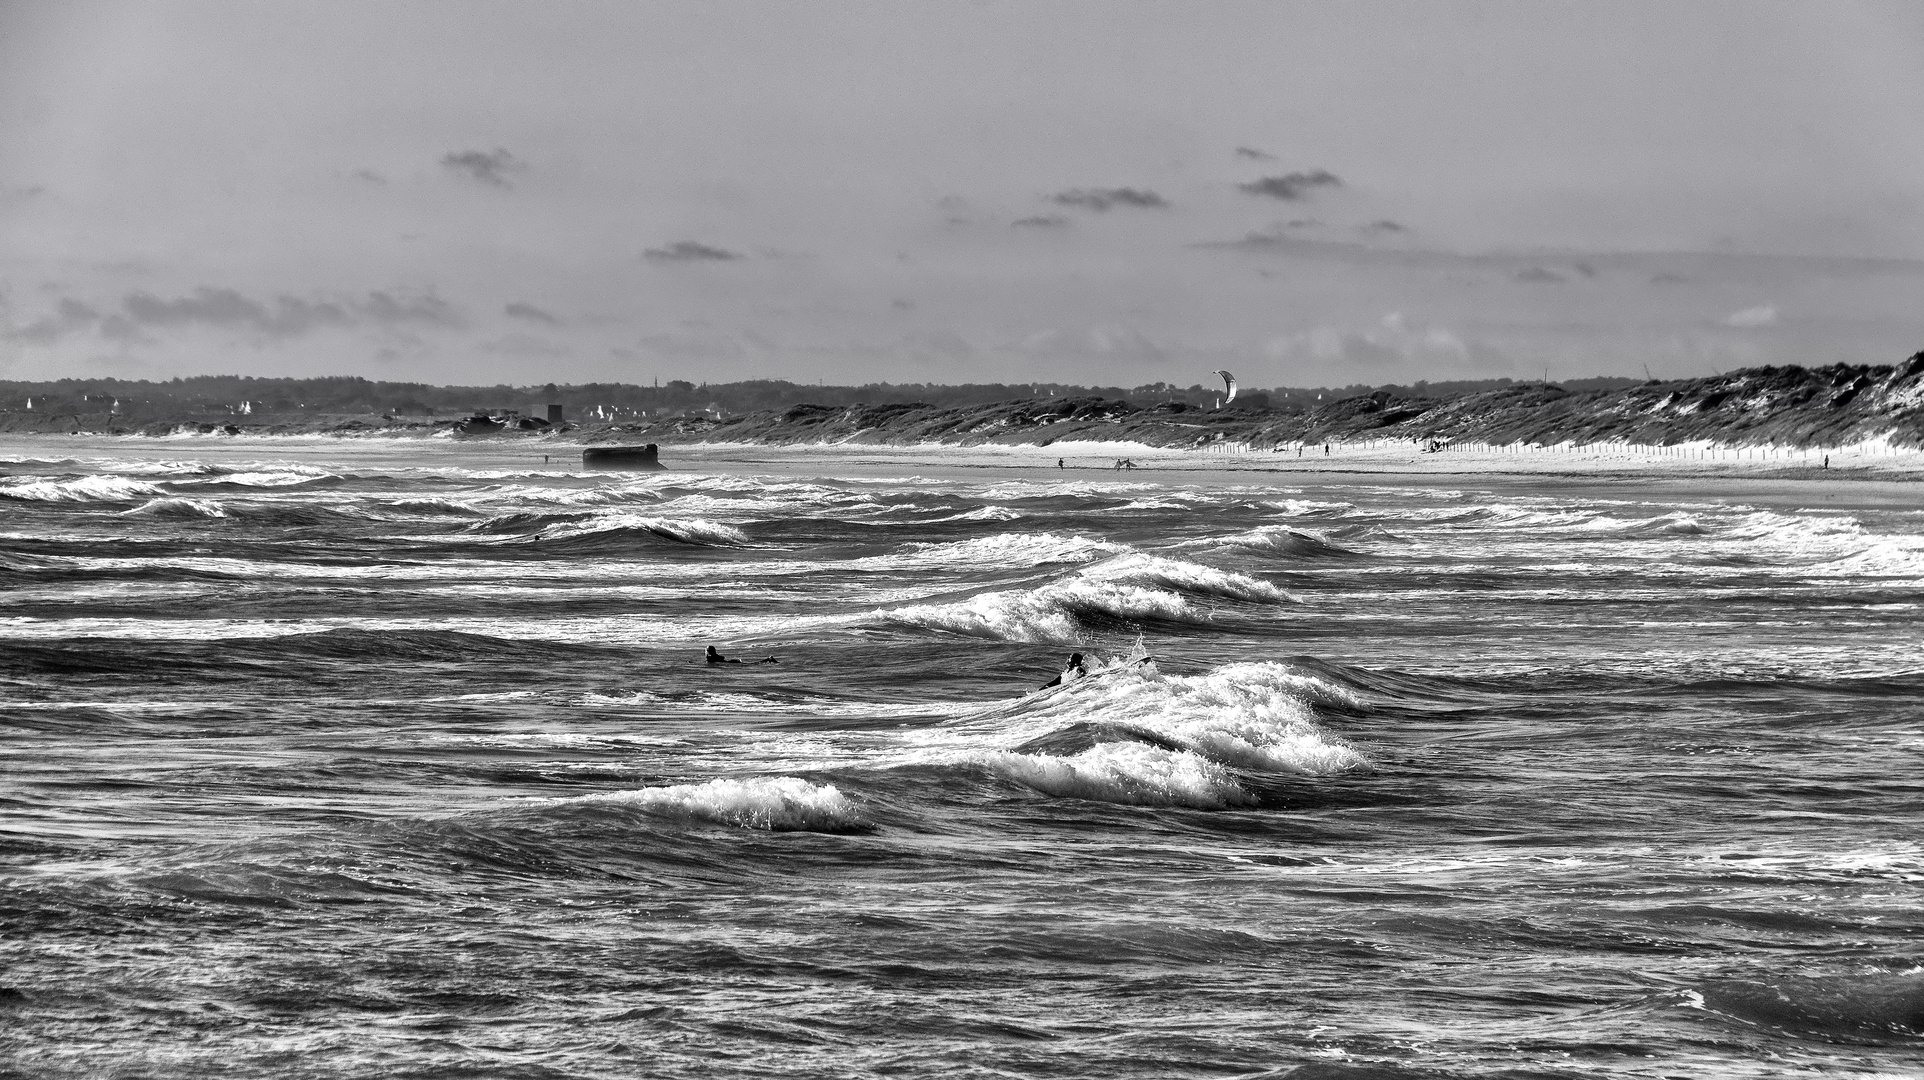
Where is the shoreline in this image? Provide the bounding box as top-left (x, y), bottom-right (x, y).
top-left (4, 430), bottom-right (1922, 487)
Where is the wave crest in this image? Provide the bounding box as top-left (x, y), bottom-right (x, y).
top-left (123, 497), bottom-right (228, 519)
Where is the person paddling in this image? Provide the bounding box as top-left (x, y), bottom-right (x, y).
top-left (1038, 652), bottom-right (1089, 690)
top-left (706, 645), bottom-right (778, 665)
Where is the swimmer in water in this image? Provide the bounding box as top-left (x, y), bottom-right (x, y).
top-left (1038, 652), bottom-right (1089, 690)
top-left (706, 646), bottom-right (778, 665)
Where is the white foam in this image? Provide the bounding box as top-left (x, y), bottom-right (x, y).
top-left (554, 776), bottom-right (864, 831)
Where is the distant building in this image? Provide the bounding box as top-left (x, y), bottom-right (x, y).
top-left (546, 403), bottom-right (564, 424)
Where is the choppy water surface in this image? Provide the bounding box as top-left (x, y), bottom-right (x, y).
top-left (4, 441), bottom-right (1922, 1079)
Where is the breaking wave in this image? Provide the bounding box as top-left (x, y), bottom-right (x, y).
top-left (927, 659), bottom-right (1366, 808)
top-left (1180, 525), bottom-right (1360, 559)
top-left (853, 532), bottom-right (1122, 572)
top-left (0, 475), bottom-right (167, 503)
top-left (873, 581), bottom-right (1203, 644)
top-left (459, 511), bottom-right (752, 548)
top-left (124, 497), bottom-right (228, 519)
top-left (546, 776), bottom-right (865, 832)
top-left (1078, 553), bottom-right (1290, 602)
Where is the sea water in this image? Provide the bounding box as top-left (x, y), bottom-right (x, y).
top-left (2, 439), bottom-right (1922, 1078)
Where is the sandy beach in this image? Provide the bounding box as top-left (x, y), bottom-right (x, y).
top-left (7, 430), bottom-right (1924, 479)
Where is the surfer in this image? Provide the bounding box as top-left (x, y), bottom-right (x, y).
top-left (1038, 652), bottom-right (1089, 690)
top-left (706, 645), bottom-right (778, 665)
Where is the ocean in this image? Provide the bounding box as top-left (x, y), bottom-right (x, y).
top-left (3, 438), bottom-right (1921, 1079)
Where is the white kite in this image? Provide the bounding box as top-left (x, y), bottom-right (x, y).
top-left (1212, 369), bottom-right (1238, 404)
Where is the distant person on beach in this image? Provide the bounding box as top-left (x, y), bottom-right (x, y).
top-left (706, 646), bottom-right (777, 665)
top-left (1824, 455), bottom-right (1830, 469)
top-left (1038, 652), bottom-right (1089, 690)
top-left (1057, 458), bottom-right (1064, 469)
top-left (1324, 443), bottom-right (1330, 456)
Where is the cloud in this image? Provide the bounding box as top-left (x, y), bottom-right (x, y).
top-left (361, 291), bottom-right (461, 327)
top-left (1, 183), bottom-right (47, 205)
top-left (1237, 170), bottom-right (1342, 201)
top-left (1049, 188), bottom-right (1168, 211)
top-left (123, 287), bottom-right (266, 327)
top-left (1013, 324), bottom-right (1167, 363)
top-left (643, 241), bottom-right (742, 262)
top-left (1234, 146), bottom-right (1276, 161)
top-left (1723, 304), bottom-right (1778, 327)
top-left (440, 148), bottom-right (524, 187)
top-left (1360, 219), bottom-right (1408, 234)
top-left (1264, 312), bottom-right (1484, 370)
top-left (7, 288), bottom-right (410, 343)
top-left (5, 297), bottom-right (100, 344)
top-left (57, 298), bottom-right (101, 323)
top-left (103, 287), bottom-right (451, 336)
top-left (504, 301), bottom-right (561, 325)
top-left (1011, 215), bottom-right (1071, 228)
top-left (479, 333), bottom-right (571, 358)
top-left (353, 169), bottom-right (387, 186)
top-left (1515, 266), bottom-right (1566, 284)
top-left (634, 329), bottom-right (750, 359)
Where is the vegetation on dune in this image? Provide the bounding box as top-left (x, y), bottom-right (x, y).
top-left (597, 357), bottom-right (1924, 450)
top-left (1, 358), bottom-right (1919, 449)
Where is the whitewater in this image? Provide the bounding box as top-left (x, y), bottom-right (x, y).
top-left (3, 437), bottom-right (1922, 1079)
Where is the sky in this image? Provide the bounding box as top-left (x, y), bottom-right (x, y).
top-left (3, 0), bottom-right (1923, 389)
